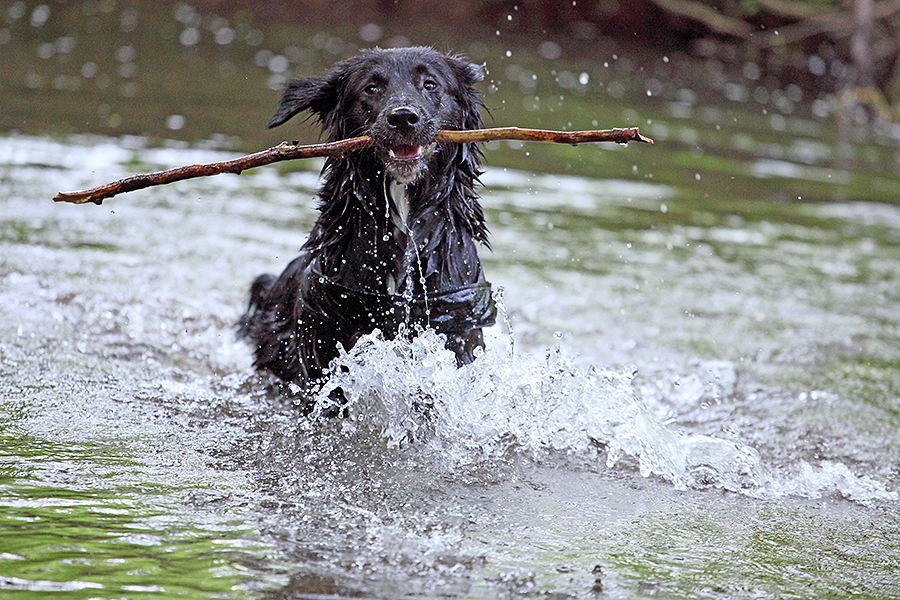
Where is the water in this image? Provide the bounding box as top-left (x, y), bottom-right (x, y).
top-left (3, 2), bottom-right (900, 598)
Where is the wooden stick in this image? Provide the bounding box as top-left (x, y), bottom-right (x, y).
top-left (53, 136), bottom-right (372, 205)
top-left (53, 127), bottom-right (653, 205)
top-left (435, 127), bottom-right (653, 145)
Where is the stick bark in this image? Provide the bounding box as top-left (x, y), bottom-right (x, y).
top-left (53, 127), bottom-right (653, 205)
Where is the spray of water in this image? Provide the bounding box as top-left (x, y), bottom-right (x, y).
top-left (308, 295), bottom-right (895, 505)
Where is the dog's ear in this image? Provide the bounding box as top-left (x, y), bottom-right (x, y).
top-left (268, 75), bottom-right (340, 129)
top-left (447, 55), bottom-right (485, 131)
top-left (450, 58), bottom-right (484, 88)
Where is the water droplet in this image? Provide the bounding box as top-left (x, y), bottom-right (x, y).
top-left (359, 23), bottom-right (382, 42)
top-left (117, 62), bottom-right (135, 78)
top-left (538, 41), bottom-right (561, 60)
top-left (30, 4), bottom-right (50, 28)
top-left (174, 3), bottom-right (198, 25)
top-left (7, 3), bottom-right (26, 21)
top-left (166, 114), bottom-right (186, 131)
top-left (808, 55), bottom-right (826, 76)
top-left (254, 49), bottom-right (273, 68)
top-left (56, 36), bottom-right (76, 54)
top-left (180, 28), bottom-right (200, 47)
top-left (120, 8), bottom-right (138, 33)
top-left (36, 43), bottom-right (54, 60)
top-left (214, 27), bottom-right (234, 45)
top-left (81, 62), bottom-right (98, 78)
top-left (268, 55), bottom-right (289, 73)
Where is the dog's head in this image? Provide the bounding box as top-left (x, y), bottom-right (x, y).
top-left (268, 47), bottom-right (483, 184)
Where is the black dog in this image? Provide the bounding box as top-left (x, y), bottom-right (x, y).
top-left (238, 47), bottom-right (496, 395)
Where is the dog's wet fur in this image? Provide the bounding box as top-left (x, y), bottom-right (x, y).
top-left (238, 47), bottom-right (496, 399)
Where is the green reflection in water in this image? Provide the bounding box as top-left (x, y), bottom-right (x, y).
top-left (0, 431), bottom-right (268, 599)
top-left (599, 503), bottom-right (900, 599)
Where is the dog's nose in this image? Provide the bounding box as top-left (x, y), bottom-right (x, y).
top-left (387, 106), bottom-right (421, 129)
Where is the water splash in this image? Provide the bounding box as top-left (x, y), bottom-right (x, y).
top-left (311, 326), bottom-right (755, 490)
top-left (308, 326), bottom-right (896, 505)
top-left (759, 460), bottom-right (897, 505)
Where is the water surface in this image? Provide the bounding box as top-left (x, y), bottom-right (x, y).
top-left (2, 2), bottom-right (900, 598)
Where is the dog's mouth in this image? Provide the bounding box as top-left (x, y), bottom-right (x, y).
top-left (383, 142), bottom-right (436, 183)
top-left (388, 144), bottom-right (425, 160)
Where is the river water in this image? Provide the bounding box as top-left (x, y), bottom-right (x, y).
top-left (2, 2), bottom-right (900, 599)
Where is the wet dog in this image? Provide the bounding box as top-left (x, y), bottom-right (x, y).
top-left (238, 47), bottom-right (496, 398)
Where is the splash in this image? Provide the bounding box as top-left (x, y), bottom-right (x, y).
top-left (311, 324), bottom-right (759, 491)
top-left (759, 460), bottom-right (897, 505)
top-left (309, 324), bottom-right (895, 505)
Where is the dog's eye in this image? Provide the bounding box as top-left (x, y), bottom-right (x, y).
top-left (363, 83), bottom-right (379, 95)
top-left (422, 79), bottom-right (438, 91)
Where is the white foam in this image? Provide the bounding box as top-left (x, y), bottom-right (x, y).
top-left (311, 328), bottom-right (757, 488)
top-left (308, 327), bottom-right (895, 505)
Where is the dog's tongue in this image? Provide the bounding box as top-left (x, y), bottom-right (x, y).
top-left (391, 144), bottom-right (421, 159)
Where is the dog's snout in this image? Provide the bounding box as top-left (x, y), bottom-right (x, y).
top-left (386, 106), bottom-right (421, 129)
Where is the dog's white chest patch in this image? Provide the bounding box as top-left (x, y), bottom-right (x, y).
top-left (385, 180), bottom-right (411, 295)
top-left (388, 180), bottom-right (409, 230)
